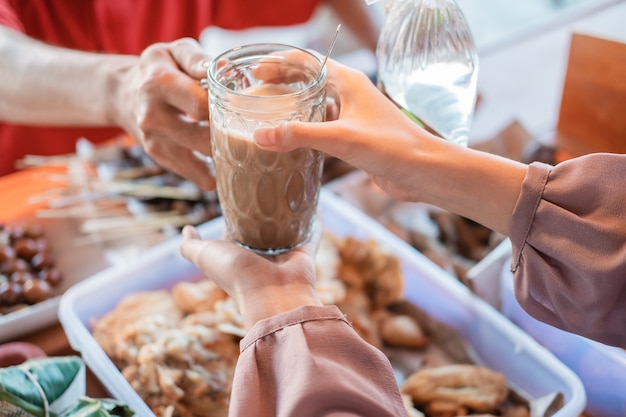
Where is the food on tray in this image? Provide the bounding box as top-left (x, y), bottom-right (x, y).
top-left (92, 232), bottom-right (530, 417)
top-left (92, 286), bottom-right (240, 417)
top-left (0, 355), bottom-right (135, 417)
top-left (401, 364), bottom-right (510, 416)
top-left (0, 222), bottom-right (62, 315)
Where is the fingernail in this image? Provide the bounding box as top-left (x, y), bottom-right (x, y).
top-left (254, 128), bottom-right (276, 147)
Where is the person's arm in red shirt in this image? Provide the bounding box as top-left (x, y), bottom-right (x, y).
top-left (0, 26), bottom-right (215, 190)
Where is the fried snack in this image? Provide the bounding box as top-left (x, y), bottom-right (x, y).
top-left (172, 280), bottom-right (228, 314)
top-left (402, 394), bottom-right (426, 417)
top-left (93, 232), bottom-right (527, 417)
top-left (379, 313), bottom-right (429, 349)
top-left (500, 403), bottom-right (531, 417)
top-left (337, 287), bottom-right (382, 348)
top-left (93, 285), bottom-right (240, 417)
top-left (401, 364), bottom-right (508, 415)
top-left (314, 231), bottom-right (346, 305)
top-left (338, 236), bottom-right (404, 308)
top-left (92, 291), bottom-right (183, 368)
top-left (123, 324), bottom-right (238, 417)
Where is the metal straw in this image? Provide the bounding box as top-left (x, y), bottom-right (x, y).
top-left (318, 24), bottom-right (342, 79)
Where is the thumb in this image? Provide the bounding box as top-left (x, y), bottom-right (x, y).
top-left (180, 225), bottom-right (205, 266)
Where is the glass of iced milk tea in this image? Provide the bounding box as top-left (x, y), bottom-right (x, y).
top-left (207, 44), bottom-right (326, 254)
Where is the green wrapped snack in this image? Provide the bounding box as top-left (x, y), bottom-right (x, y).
top-left (0, 356), bottom-right (84, 417)
top-left (57, 397), bottom-right (134, 417)
top-left (0, 356), bottom-right (134, 417)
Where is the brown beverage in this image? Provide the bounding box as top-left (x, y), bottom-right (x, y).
top-left (211, 83), bottom-right (325, 253)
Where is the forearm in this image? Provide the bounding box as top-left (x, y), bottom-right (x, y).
top-left (408, 134), bottom-right (527, 236)
top-left (0, 26), bottom-right (135, 126)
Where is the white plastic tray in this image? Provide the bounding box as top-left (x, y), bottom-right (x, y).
top-left (59, 188), bottom-right (586, 417)
top-left (501, 262), bottom-right (626, 417)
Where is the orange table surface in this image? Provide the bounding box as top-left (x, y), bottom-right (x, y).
top-left (0, 166), bottom-right (69, 221)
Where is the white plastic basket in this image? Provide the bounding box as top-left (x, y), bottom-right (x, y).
top-left (501, 261), bottom-right (626, 417)
top-left (59, 188), bottom-right (586, 416)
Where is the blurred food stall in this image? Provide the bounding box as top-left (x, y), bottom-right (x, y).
top-left (2, 0), bottom-right (626, 415)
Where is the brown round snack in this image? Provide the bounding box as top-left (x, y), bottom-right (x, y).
top-left (5, 225), bottom-right (25, 243)
top-left (13, 238), bottom-right (39, 261)
top-left (0, 222), bottom-right (60, 311)
top-left (23, 279), bottom-right (52, 304)
top-left (39, 268), bottom-right (62, 287)
top-left (31, 252), bottom-right (56, 271)
top-left (0, 245), bottom-right (15, 264)
top-left (0, 281), bottom-right (24, 305)
top-left (2, 258), bottom-right (30, 275)
top-left (10, 271), bottom-right (34, 285)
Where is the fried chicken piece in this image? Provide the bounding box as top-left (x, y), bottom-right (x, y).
top-left (401, 364), bottom-right (508, 414)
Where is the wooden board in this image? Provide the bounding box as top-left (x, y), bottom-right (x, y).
top-left (556, 33), bottom-right (626, 158)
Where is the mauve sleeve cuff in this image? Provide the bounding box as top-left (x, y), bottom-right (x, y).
top-left (509, 153), bottom-right (626, 347)
top-left (230, 305), bottom-right (408, 417)
top-left (240, 305), bottom-right (350, 352)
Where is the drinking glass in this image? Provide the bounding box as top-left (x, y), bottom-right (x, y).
top-left (207, 44), bottom-right (326, 254)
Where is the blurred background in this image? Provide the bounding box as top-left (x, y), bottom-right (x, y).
top-left (201, 0), bottom-right (625, 147)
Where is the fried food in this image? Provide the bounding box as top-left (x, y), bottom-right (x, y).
top-left (379, 313), bottom-right (429, 349)
top-left (93, 232), bottom-right (526, 417)
top-left (124, 324), bottom-right (238, 417)
top-left (338, 236), bottom-right (404, 308)
top-left (92, 291), bottom-right (183, 368)
top-left (171, 280), bottom-right (228, 314)
top-left (337, 287), bottom-right (382, 347)
top-left (401, 364), bottom-right (508, 415)
top-left (92, 286), bottom-right (240, 417)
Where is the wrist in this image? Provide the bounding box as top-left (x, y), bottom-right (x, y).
top-left (237, 284), bottom-right (323, 329)
top-left (103, 55), bottom-right (138, 128)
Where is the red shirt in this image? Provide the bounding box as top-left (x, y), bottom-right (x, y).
top-left (0, 0), bottom-right (320, 176)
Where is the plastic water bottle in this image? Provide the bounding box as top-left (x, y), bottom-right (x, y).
top-left (375, 0), bottom-right (479, 147)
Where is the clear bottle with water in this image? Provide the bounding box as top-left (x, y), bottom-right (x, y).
top-left (375, 0), bottom-right (479, 147)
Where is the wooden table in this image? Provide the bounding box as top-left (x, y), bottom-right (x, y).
top-left (0, 166), bottom-right (113, 398)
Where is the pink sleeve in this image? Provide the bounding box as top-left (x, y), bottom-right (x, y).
top-left (228, 305), bottom-right (407, 417)
top-left (509, 153), bottom-right (626, 347)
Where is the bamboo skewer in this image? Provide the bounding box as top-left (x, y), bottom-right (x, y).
top-left (80, 210), bottom-right (206, 234)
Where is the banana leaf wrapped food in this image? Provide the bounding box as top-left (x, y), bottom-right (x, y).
top-left (0, 355), bottom-right (133, 417)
